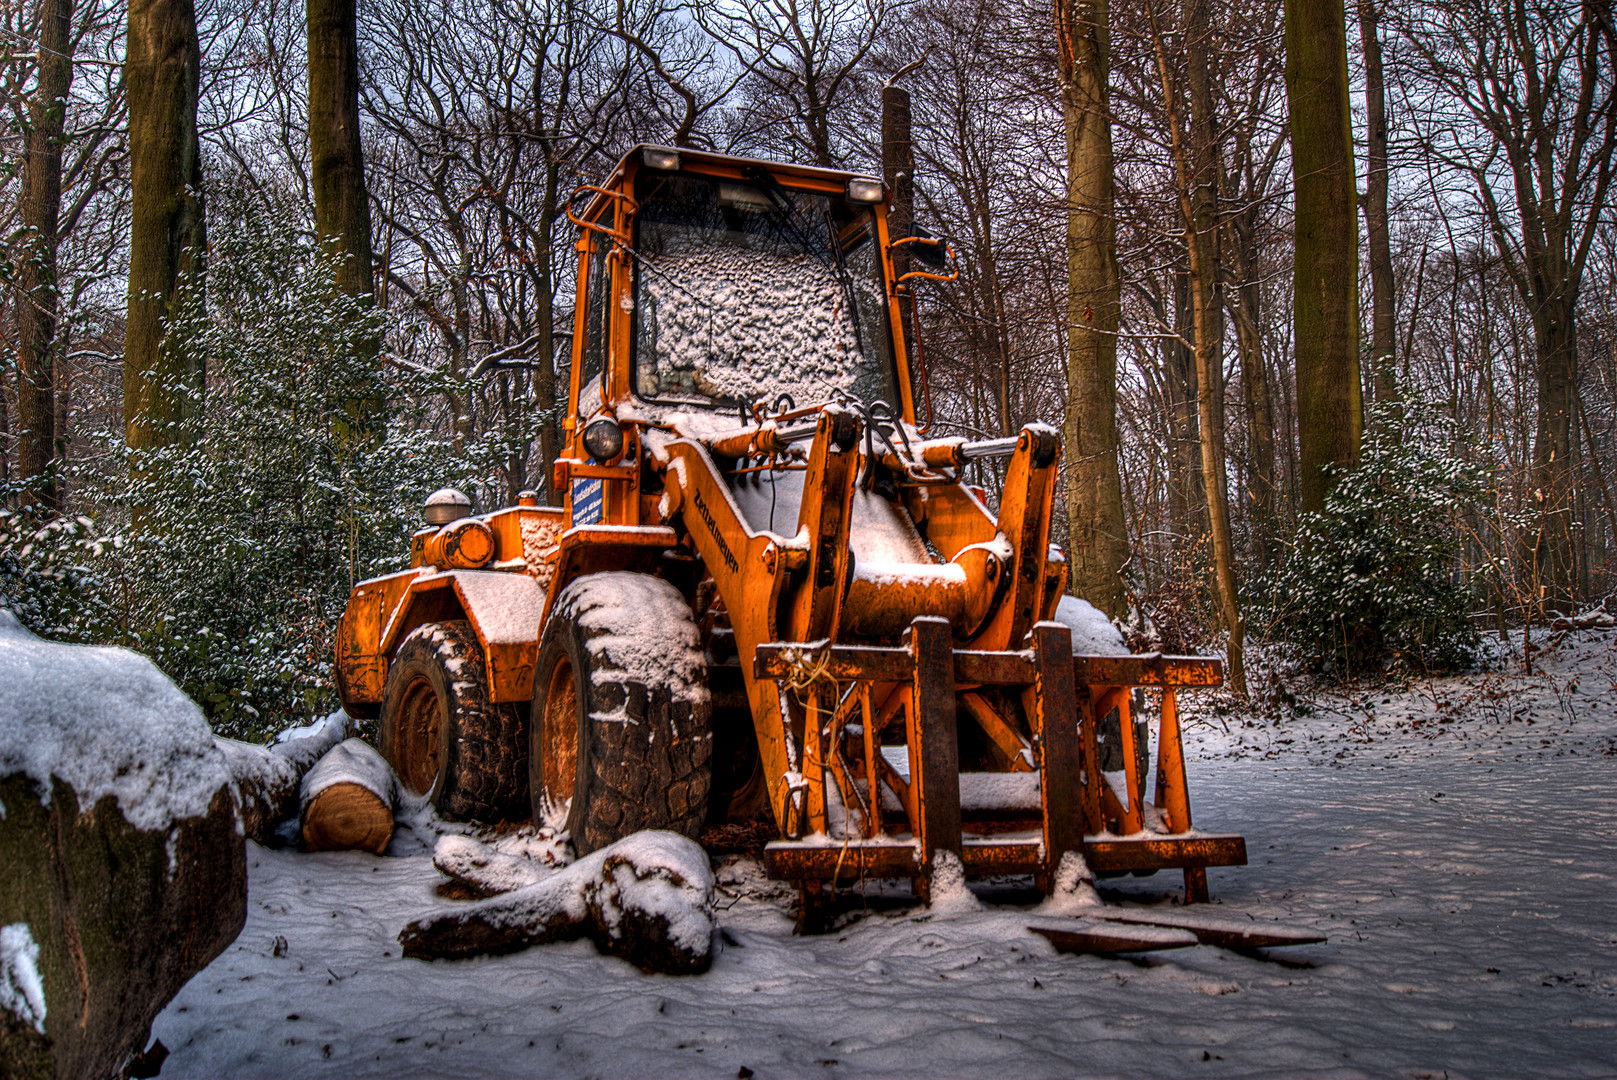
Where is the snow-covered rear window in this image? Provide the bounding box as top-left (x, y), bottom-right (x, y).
top-left (631, 175), bottom-right (898, 411)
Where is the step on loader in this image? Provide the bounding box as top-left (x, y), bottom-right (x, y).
top-left (335, 145), bottom-right (1251, 932)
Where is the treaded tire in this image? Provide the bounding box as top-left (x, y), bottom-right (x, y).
top-left (378, 620), bottom-right (529, 822)
top-left (530, 572), bottom-right (712, 855)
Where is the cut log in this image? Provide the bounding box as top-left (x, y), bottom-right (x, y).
top-left (400, 830), bottom-right (715, 975)
top-left (216, 712), bottom-right (352, 844)
top-left (300, 739), bottom-right (397, 854)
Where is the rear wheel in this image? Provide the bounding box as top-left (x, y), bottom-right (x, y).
top-left (530, 572), bottom-right (713, 855)
top-left (378, 621), bottom-right (529, 822)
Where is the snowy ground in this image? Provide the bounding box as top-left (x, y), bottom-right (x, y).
top-left (152, 634), bottom-right (1616, 1079)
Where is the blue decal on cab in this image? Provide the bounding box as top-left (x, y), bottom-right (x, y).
top-left (572, 476), bottom-right (604, 525)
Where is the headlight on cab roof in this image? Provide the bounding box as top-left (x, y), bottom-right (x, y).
top-left (846, 176), bottom-right (885, 203)
top-left (642, 147), bottom-right (681, 171)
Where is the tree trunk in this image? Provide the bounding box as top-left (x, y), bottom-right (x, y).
top-left (308, 0), bottom-right (383, 441)
top-left (124, 0), bottom-right (205, 450)
top-left (1154, 0), bottom-right (1246, 696)
top-left (15, 0), bottom-right (73, 510)
top-left (1532, 294), bottom-right (1579, 608)
top-left (1286, 0), bottom-right (1361, 514)
top-left (536, 161), bottom-right (561, 505)
top-left (1224, 221), bottom-right (1277, 562)
top-left (1357, 0), bottom-right (1396, 406)
top-left (1056, 0), bottom-right (1128, 618)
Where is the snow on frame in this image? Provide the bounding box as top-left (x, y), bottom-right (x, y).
top-left (150, 632), bottom-right (1617, 1078)
top-left (1052, 594), bottom-right (1132, 657)
top-left (0, 608), bottom-right (229, 831)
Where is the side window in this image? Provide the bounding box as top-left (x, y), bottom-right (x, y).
top-left (580, 205), bottom-right (616, 399)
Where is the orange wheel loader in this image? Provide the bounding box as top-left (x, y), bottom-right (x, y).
top-left (334, 145), bottom-right (1247, 927)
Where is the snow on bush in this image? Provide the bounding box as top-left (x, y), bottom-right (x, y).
top-left (1, 176), bottom-right (536, 742)
top-left (1262, 396), bottom-right (1487, 674)
top-left (400, 830), bottom-right (715, 975)
top-left (0, 608), bottom-right (229, 831)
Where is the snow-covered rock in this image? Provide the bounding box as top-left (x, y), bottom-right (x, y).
top-left (400, 830), bottom-right (715, 975)
top-left (0, 608), bottom-right (230, 831)
top-left (0, 609), bottom-right (245, 1079)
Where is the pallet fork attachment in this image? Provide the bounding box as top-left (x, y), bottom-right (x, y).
top-left (755, 616), bottom-right (1248, 914)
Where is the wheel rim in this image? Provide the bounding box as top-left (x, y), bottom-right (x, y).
top-left (539, 655), bottom-right (578, 814)
top-left (396, 675), bottom-right (442, 796)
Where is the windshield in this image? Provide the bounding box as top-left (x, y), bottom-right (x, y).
top-left (631, 173), bottom-right (898, 411)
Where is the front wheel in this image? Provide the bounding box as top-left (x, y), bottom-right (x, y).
top-left (530, 572), bottom-right (713, 855)
top-left (378, 621), bottom-right (529, 822)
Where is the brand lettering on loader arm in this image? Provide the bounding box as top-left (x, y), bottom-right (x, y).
top-left (693, 489), bottom-right (739, 573)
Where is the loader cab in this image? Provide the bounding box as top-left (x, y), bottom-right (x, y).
top-left (559, 146), bottom-right (921, 529)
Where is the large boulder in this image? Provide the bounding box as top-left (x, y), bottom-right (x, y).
top-left (0, 611), bottom-right (246, 1079)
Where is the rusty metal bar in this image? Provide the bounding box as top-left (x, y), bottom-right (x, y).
top-left (1083, 835), bottom-right (1246, 872)
top-left (756, 643), bottom-right (1222, 692)
top-left (907, 617), bottom-right (961, 887)
top-left (1105, 686), bottom-right (1144, 835)
top-left (763, 833), bottom-right (1247, 881)
top-left (1077, 688), bottom-right (1103, 834)
top-left (1071, 654), bottom-right (1223, 687)
top-left (858, 685), bottom-right (881, 838)
top-left (1026, 622), bottom-right (1084, 893)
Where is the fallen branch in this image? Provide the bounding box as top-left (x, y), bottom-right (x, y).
top-left (399, 831), bottom-right (715, 975)
top-left (215, 713), bottom-right (352, 843)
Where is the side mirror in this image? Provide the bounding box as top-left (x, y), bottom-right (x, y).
top-left (906, 224), bottom-right (948, 269)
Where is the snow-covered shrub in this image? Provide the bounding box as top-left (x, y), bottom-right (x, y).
top-left (1264, 397), bottom-right (1486, 675)
top-left (105, 177), bottom-right (462, 740)
top-left (4, 174), bottom-right (532, 740)
top-left (0, 488), bottom-right (119, 644)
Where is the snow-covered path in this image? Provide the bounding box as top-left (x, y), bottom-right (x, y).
top-left (153, 639), bottom-right (1616, 1078)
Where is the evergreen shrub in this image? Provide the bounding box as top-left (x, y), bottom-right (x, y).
top-left (1265, 397), bottom-right (1487, 675)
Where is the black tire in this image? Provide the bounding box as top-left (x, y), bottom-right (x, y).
top-left (378, 620), bottom-right (529, 822)
top-left (530, 572), bottom-right (712, 855)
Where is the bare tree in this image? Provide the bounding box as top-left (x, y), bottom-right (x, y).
top-left (1148, 0), bottom-right (1246, 693)
top-left (14, 0), bottom-right (72, 507)
top-left (1399, 0), bottom-right (1617, 605)
top-left (698, 0), bottom-right (899, 167)
top-left (1358, 0), bottom-right (1395, 405)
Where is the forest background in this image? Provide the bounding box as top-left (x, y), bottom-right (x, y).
top-left (0, 0), bottom-right (1612, 740)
